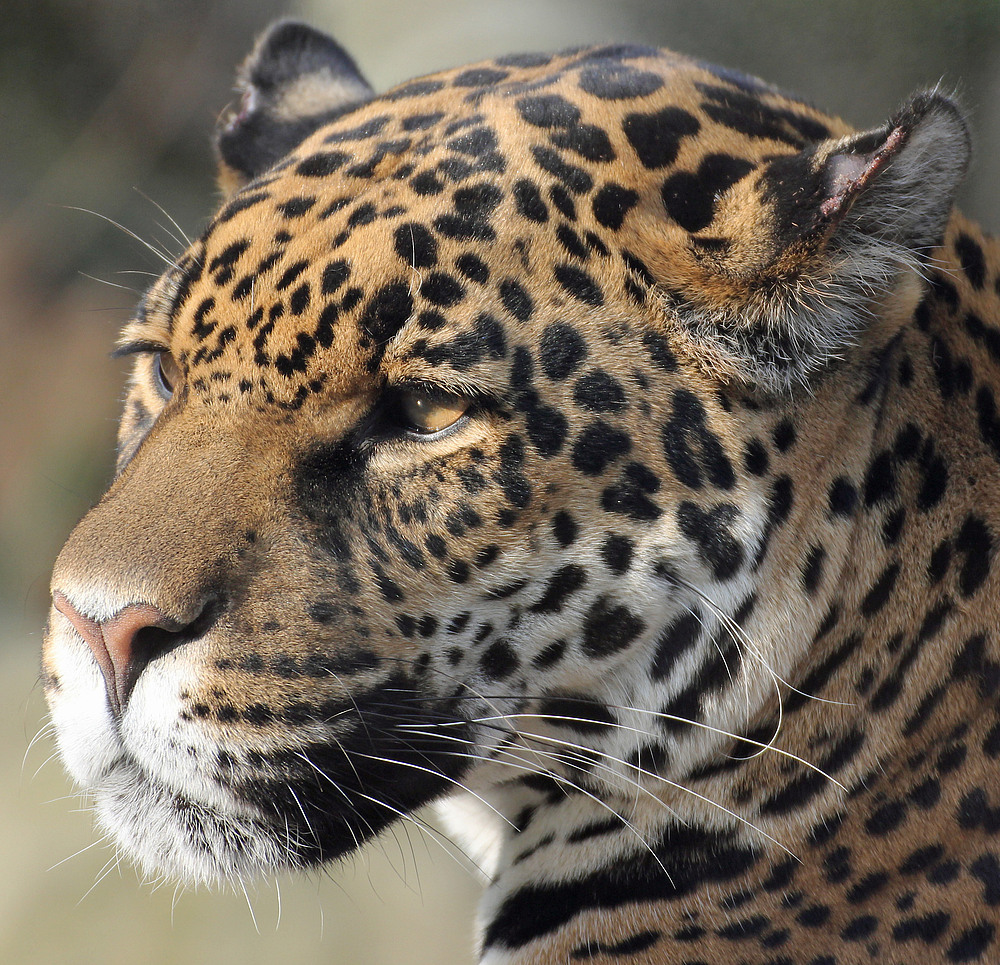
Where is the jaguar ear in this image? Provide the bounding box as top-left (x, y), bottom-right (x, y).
top-left (672, 91), bottom-right (971, 392)
top-left (216, 20), bottom-right (374, 195)
top-left (770, 90), bottom-right (970, 255)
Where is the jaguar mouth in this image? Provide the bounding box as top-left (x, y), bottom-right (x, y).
top-left (90, 757), bottom-right (299, 886)
top-left (68, 673), bottom-right (478, 885)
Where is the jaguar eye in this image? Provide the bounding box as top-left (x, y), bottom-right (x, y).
top-left (154, 352), bottom-right (181, 398)
top-left (398, 387), bottom-right (470, 436)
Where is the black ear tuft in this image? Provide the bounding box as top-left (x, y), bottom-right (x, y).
top-left (216, 20), bottom-right (374, 193)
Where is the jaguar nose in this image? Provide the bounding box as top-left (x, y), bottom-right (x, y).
top-left (53, 592), bottom-right (179, 717)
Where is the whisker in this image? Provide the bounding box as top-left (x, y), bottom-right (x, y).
top-left (289, 744), bottom-right (490, 878)
top-left (513, 729), bottom-right (797, 858)
top-left (282, 776), bottom-right (327, 852)
top-left (77, 271), bottom-right (142, 295)
top-left (416, 739), bottom-right (674, 879)
top-left (133, 186), bottom-right (192, 248)
top-left (348, 749), bottom-right (516, 829)
top-left (671, 572), bottom-right (854, 708)
top-left (392, 698), bottom-right (844, 791)
top-left (354, 720), bottom-right (675, 869)
top-left (46, 837), bottom-right (103, 872)
top-left (76, 847), bottom-right (122, 905)
top-left (57, 204), bottom-right (176, 266)
top-left (274, 857), bottom-right (283, 931)
top-left (22, 719), bottom-right (58, 776)
top-left (347, 785), bottom-right (488, 879)
top-left (406, 723), bottom-right (797, 859)
top-left (30, 751), bottom-right (68, 783)
top-left (239, 877), bottom-right (260, 934)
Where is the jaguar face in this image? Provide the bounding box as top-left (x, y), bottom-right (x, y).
top-left (44, 148), bottom-right (767, 884)
top-left (42, 23), bottom-right (969, 889)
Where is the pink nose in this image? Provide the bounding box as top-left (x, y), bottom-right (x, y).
top-left (53, 592), bottom-right (172, 716)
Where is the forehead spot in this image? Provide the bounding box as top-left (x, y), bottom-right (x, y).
top-left (419, 272), bottom-right (466, 308)
top-left (513, 180), bottom-right (549, 223)
top-left (623, 107), bottom-right (700, 169)
top-left (517, 94), bottom-right (581, 129)
top-left (296, 151), bottom-right (351, 177)
top-left (550, 125), bottom-right (616, 163)
top-left (577, 64), bottom-right (664, 100)
top-left (661, 154), bottom-right (756, 232)
top-left (592, 183), bottom-right (639, 230)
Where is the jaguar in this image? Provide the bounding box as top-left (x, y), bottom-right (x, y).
top-left (43, 20), bottom-right (1000, 964)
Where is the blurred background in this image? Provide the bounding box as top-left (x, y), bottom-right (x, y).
top-left (2, 0), bottom-right (998, 962)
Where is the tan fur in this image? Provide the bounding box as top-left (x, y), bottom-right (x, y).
top-left (44, 34), bottom-right (998, 964)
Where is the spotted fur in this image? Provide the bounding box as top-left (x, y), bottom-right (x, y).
top-left (43, 20), bottom-right (1000, 964)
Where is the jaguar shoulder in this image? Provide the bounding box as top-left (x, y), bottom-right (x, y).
top-left (44, 20), bottom-right (1000, 964)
